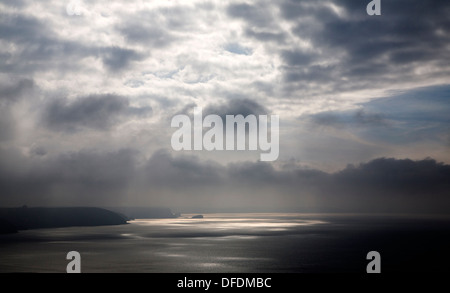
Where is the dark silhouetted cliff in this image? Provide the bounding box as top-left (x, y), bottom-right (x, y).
top-left (0, 207), bottom-right (127, 230)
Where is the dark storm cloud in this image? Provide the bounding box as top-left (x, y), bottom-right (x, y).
top-left (312, 157), bottom-right (450, 213)
top-left (281, 49), bottom-right (314, 66)
top-left (225, 157), bottom-right (450, 213)
top-left (43, 94), bottom-right (152, 132)
top-left (334, 158), bottom-right (450, 196)
top-left (273, 0), bottom-right (450, 92)
top-left (1, 147), bottom-right (449, 213)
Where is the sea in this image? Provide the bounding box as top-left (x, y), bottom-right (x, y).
top-left (1, 213), bottom-right (450, 273)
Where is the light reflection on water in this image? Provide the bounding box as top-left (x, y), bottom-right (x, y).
top-left (0, 213), bottom-right (329, 273)
top-left (2, 213), bottom-right (450, 272)
top-left (131, 213), bottom-right (327, 232)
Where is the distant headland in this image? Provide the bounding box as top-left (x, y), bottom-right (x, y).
top-left (0, 206), bottom-right (181, 234)
top-left (0, 206), bottom-right (128, 234)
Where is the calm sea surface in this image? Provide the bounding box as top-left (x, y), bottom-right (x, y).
top-left (1, 213), bottom-right (450, 273)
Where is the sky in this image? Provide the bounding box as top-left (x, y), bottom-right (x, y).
top-left (0, 0), bottom-right (449, 213)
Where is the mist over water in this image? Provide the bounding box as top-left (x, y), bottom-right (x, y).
top-left (1, 213), bottom-right (450, 273)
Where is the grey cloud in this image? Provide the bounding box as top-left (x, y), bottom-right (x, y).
top-left (172, 98), bottom-right (268, 126)
top-left (244, 28), bottom-right (287, 43)
top-left (0, 78), bottom-right (34, 142)
top-left (227, 2), bottom-right (287, 44)
top-left (308, 109), bottom-right (387, 128)
top-left (168, 102), bottom-right (198, 123)
top-left (281, 50), bottom-right (314, 66)
top-left (117, 24), bottom-right (176, 48)
top-left (343, 63), bottom-right (390, 79)
top-left (227, 161), bottom-right (278, 183)
top-left (1, 0), bottom-right (449, 215)
top-left (150, 96), bottom-right (179, 109)
top-left (250, 81), bottom-right (276, 96)
top-left (297, 85), bottom-right (450, 159)
top-left (0, 13), bottom-right (44, 43)
top-left (353, 110), bottom-right (386, 126)
top-left (29, 145), bottom-right (47, 157)
top-left (1, 146), bottom-right (449, 213)
top-left (100, 46), bottom-right (143, 71)
top-left (227, 157), bottom-right (450, 213)
top-left (142, 150), bottom-right (224, 188)
top-left (0, 79), bottom-right (34, 103)
top-left (360, 85), bottom-right (450, 144)
top-left (227, 3), bottom-right (273, 27)
top-left (0, 13), bottom-right (81, 72)
top-left (0, 148), bottom-right (137, 206)
top-left (225, 161), bottom-right (318, 186)
top-left (0, 0), bottom-right (26, 8)
top-left (335, 158), bottom-right (450, 195)
top-left (43, 94), bottom-right (152, 132)
top-left (389, 50), bottom-right (435, 65)
top-left (308, 112), bottom-right (340, 127)
top-left (324, 157), bottom-right (450, 214)
top-left (280, 0), bottom-right (343, 21)
top-left (0, 12), bottom-right (144, 73)
top-left (364, 85), bottom-right (450, 123)
top-left (275, 0), bottom-right (450, 95)
top-left (157, 4), bottom-right (205, 32)
top-left (330, 1), bottom-right (449, 66)
top-left (282, 64), bottom-right (337, 85)
top-left (51, 149), bottom-right (137, 187)
top-left (0, 110), bottom-right (14, 142)
top-left (116, 4), bottom-right (206, 47)
top-left (204, 98), bottom-right (268, 120)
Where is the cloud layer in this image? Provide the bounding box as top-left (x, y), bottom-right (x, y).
top-left (1, 146), bottom-right (449, 213)
top-left (1, 0), bottom-right (450, 212)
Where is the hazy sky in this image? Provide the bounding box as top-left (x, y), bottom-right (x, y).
top-left (1, 0), bottom-right (449, 213)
